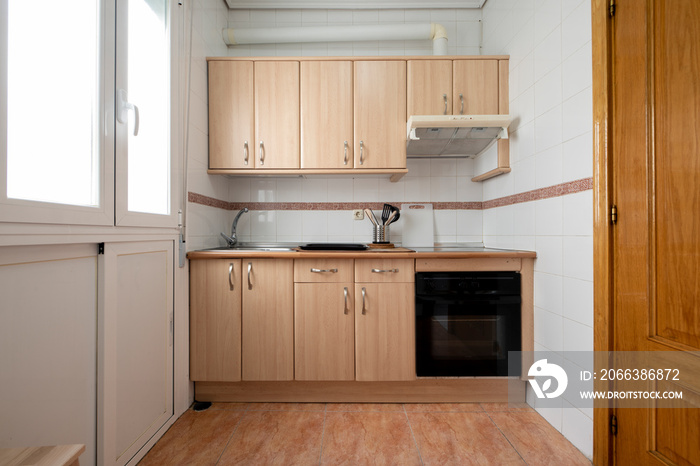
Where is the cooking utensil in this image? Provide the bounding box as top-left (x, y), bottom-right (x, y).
top-left (387, 204), bottom-right (400, 224)
top-left (364, 208), bottom-right (378, 226)
top-left (381, 204), bottom-right (392, 224)
top-left (384, 209), bottom-right (398, 226)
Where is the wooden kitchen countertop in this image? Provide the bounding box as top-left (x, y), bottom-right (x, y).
top-left (186, 247), bottom-right (536, 260)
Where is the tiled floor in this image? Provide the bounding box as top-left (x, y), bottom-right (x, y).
top-left (139, 403), bottom-right (591, 465)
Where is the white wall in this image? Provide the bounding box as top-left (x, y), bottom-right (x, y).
top-left (482, 0), bottom-right (594, 459)
top-left (186, 0), bottom-right (236, 251)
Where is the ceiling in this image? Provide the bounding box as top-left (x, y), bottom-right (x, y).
top-left (224, 0), bottom-right (486, 9)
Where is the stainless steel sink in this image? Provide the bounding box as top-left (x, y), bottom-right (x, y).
top-left (202, 242), bottom-right (298, 252)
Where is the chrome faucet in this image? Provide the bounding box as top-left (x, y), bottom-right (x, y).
top-left (221, 207), bottom-right (249, 248)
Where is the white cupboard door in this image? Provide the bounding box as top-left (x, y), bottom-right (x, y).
top-left (99, 241), bottom-right (174, 466)
top-left (0, 244), bottom-right (98, 466)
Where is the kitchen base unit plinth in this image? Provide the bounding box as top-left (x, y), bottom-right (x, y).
top-left (193, 379), bottom-right (526, 404)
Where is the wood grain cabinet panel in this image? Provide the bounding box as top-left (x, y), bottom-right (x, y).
top-left (242, 259), bottom-right (294, 381)
top-left (453, 60), bottom-right (499, 115)
top-left (208, 61), bottom-right (254, 169)
top-left (355, 282), bottom-right (415, 381)
top-left (254, 61), bottom-right (300, 169)
top-left (294, 283), bottom-right (355, 381)
top-left (301, 61), bottom-right (354, 169)
top-left (354, 61), bottom-right (407, 169)
top-left (190, 259), bottom-right (241, 382)
top-left (407, 59), bottom-right (453, 117)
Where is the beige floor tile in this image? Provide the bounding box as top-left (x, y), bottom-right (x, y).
top-left (138, 409), bottom-right (243, 466)
top-left (321, 412), bottom-right (421, 465)
top-left (218, 411), bottom-right (325, 465)
top-left (210, 402), bottom-right (249, 411)
top-left (408, 412), bottom-right (524, 465)
top-left (479, 402), bottom-right (533, 412)
top-left (489, 411), bottom-right (591, 465)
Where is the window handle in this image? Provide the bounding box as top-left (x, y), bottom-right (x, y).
top-left (117, 89), bottom-right (140, 136)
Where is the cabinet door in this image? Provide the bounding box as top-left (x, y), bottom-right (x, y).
top-left (355, 283), bottom-right (415, 381)
top-left (407, 60), bottom-right (453, 117)
top-left (255, 61), bottom-right (300, 169)
top-left (354, 61), bottom-right (407, 169)
top-left (453, 60), bottom-right (499, 115)
top-left (208, 61), bottom-right (254, 169)
top-left (295, 283), bottom-right (354, 380)
top-left (242, 259), bottom-right (294, 380)
top-left (301, 61), bottom-right (353, 169)
top-left (189, 259), bottom-right (241, 382)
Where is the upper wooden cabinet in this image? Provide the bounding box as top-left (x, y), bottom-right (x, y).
top-left (354, 61), bottom-right (407, 169)
top-left (254, 61), bottom-right (300, 169)
top-left (301, 61), bottom-right (354, 169)
top-left (453, 59), bottom-right (500, 115)
top-left (407, 59), bottom-right (453, 116)
top-left (208, 61), bottom-right (254, 169)
top-left (408, 59), bottom-right (501, 117)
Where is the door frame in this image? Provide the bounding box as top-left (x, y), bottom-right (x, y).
top-left (592, 0), bottom-right (614, 464)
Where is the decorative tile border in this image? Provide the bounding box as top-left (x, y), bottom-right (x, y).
top-left (188, 177), bottom-right (593, 212)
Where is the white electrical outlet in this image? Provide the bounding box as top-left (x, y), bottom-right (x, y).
top-left (352, 209), bottom-right (364, 220)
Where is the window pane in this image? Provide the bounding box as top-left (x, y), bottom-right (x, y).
top-left (127, 0), bottom-right (170, 215)
top-left (6, 0), bottom-right (99, 206)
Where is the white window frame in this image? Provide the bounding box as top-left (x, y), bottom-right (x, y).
top-left (0, 0), bottom-right (115, 226)
top-left (0, 0), bottom-right (181, 229)
top-left (115, 0), bottom-right (181, 229)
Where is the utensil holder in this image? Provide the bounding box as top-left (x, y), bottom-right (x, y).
top-left (372, 224), bottom-right (389, 243)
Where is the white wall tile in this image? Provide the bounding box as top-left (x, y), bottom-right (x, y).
top-left (534, 27), bottom-right (562, 82)
top-left (562, 402), bottom-right (593, 459)
top-left (353, 178), bottom-right (379, 202)
top-left (535, 105), bottom-right (563, 153)
top-left (562, 131), bottom-right (593, 182)
top-left (562, 277), bottom-right (594, 327)
top-left (562, 1), bottom-right (592, 59)
top-left (563, 87), bottom-right (593, 142)
top-left (430, 177), bottom-right (457, 202)
top-left (535, 145), bottom-right (564, 189)
top-left (534, 307), bottom-right (563, 352)
top-left (301, 211), bottom-right (328, 237)
top-left (276, 210), bottom-right (302, 237)
top-left (534, 66), bottom-right (562, 118)
top-left (562, 235), bottom-right (593, 281)
top-left (535, 235), bottom-right (563, 275)
top-left (535, 197), bottom-right (563, 236)
top-left (562, 190), bottom-right (593, 236)
top-left (562, 40), bottom-right (592, 100)
top-left (563, 317), bottom-right (593, 353)
top-left (535, 271), bottom-right (563, 315)
top-left (301, 178), bottom-right (328, 202)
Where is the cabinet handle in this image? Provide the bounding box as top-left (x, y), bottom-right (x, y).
top-left (343, 141), bottom-right (348, 165)
top-left (361, 286), bottom-right (367, 315)
top-left (359, 140), bottom-right (364, 165)
top-left (310, 268), bottom-right (338, 273)
top-left (259, 141), bottom-right (264, 166)
top-left (228, 263), bottom-right (235, 291)
top-left (243, 141), bottom-right (249, 165)
top-left (247, 262), bottom-right (253, 290)
top-left (343, 287), bottom-right (349, 315)
top-left (459, 93), bottom-right (464, 115)
top-left (443, 93), bottom-right (448, 115)
top-left (371, 268), bottom-right (399, 273)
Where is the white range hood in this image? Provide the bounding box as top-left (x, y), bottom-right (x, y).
top-left (406, 115), bottom-right (511, 158)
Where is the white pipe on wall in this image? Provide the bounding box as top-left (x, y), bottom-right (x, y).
top-left (223, 23), bottom-right (449, 55)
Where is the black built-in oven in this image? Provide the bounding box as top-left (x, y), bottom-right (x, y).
top-left (415, 271), bottom-right (521, 377)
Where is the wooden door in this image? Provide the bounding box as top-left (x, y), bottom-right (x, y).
top-left (208, 61), bottom-right (254, 169)
top-left (189, 259), bottom-right (241, 382)
top-left (254, 61), bottom-right (300, 169)
top-left (407, 59), bottom-right (453, 117)
top-left (241, 259), bottom-right (294, 380)
top-left (300, 61), bottom-right (353, 169)
top-left (294, 283), bottom-right (355, 380)
top-left (604, 0), bottom-right (700, 463)
top-left (453, 60), bottom-right (499, 115)
top-left (354, 283), bottom-right (415, 381)
top-left (354, 61), bottom-right (407, 169)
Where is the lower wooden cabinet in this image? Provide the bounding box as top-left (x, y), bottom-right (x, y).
top-left (294, 283), bottom-right (355, 380)
top-left (190, 259), bottom-right (241, 382)
top-left (355, 282), bottom-right (416, 381)
top-left (242, 259), bottom-right (294, 381)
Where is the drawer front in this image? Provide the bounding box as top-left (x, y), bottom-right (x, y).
top-left (355, 259), bottom-right (414, 283)
top-left (294, 258), bottom-right (354, 283)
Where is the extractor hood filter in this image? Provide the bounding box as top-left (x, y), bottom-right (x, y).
top-left (406, 115), bottom-right (511, 158)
